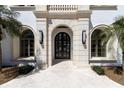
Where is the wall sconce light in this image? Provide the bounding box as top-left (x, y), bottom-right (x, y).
top-left (39, 30), bottom-right (44, 44)
top-left (82, 30), bottom-right (87, 44)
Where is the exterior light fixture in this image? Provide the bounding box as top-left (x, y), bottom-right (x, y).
top-left (39, 30), bottom-right (43, 44)
top-left (82, 30), bottom-right (87, 44)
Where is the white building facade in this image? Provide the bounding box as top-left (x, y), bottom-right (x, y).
top-left (1, 5), bottom-right (122, 69)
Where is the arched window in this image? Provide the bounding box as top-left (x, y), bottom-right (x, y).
top-left (91, 29), bottom-right (106, 57)
top-left (20, 30), bottom-right (34, 57)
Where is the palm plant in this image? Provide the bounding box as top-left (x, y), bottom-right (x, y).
top-left (112, 17), bottom-right (124, 51)
top-left (101, 16), bottom-right (124, 69)
top-left (0, 5), bottom-right (22, 70)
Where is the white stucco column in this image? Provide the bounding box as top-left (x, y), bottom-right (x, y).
top-left (36, 18), bottom-right (48, 69)
top-left (73, 18), bottom-right (89, 67)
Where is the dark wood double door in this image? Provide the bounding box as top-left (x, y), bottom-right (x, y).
top-left (55, 32), bottom-right (71, 59)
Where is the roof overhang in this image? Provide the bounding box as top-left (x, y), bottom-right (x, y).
top-left (10, 6), bottom-right (35, 11)
top-left (90, 5), bottom-right (117, 10)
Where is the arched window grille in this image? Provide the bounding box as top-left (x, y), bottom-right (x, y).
top-left (91, 29), bottom-right (106, 57)
top-left (20, 30), bottom-right (34, 57)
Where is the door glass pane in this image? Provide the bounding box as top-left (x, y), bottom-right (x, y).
top-left (55, 32), bottom-right (70, 59)
top-left (91, 30), bottom-right (106, 57)
top-left (20, 30), bottom-right (34, 57)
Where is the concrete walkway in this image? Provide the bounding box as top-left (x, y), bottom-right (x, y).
top-left (0, 61), bottom-right (123, 88)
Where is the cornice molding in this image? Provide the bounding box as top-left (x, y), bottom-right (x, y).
top-left (34, 10), bottom-right (92, 19)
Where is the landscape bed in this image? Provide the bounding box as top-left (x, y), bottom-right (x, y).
top-left (91, 66), bottom-right (124, 86)
top-left (0, 65), bottom-right (35, 85)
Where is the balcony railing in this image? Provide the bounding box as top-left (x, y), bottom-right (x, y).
top-left (47, 5), bottom-right (78, 11)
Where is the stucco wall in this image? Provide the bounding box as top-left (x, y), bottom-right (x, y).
top-left (107, 34), bottom-right (118, 60)
top-left (12, 36), bottom-right (20, 59)
top-left (1, 32), bottom-right (13, 66)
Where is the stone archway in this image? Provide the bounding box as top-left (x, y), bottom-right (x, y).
top-left (12, 25), bottom-right (36, 60)
top-left (51, 26), bottom-right (73, 65)
top-left (89, 24), bottom-right (115, 61)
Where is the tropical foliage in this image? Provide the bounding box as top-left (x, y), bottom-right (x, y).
top-left (0, 5), bottom-right (22, 37)
top-left (113, 16), bottom-right (124, 51)
top-left (100, 16), bottom-right (124, 51)
top-left (100, 16), bottom-right (124, 69)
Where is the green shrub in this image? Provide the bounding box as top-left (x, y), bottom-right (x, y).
top-left (18, 65), bottom-right (34, 75)
top-left (91, 66), bottom-right (105, 75)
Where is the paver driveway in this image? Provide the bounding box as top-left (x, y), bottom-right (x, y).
top-left (0, 61), bottom-right (123, 88)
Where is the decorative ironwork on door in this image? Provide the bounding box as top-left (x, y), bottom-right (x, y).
top-left (55, 32), bottom-right (71, 59)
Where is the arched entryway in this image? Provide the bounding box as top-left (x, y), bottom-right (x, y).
top-left (20, 29), bottom-right (34, 57)
top-left (90, 24), bottom-right (111, 60)
top-left (55, 32), bottom-right (71, 59)
top-left (51, 25), bottom-right (73, 65)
